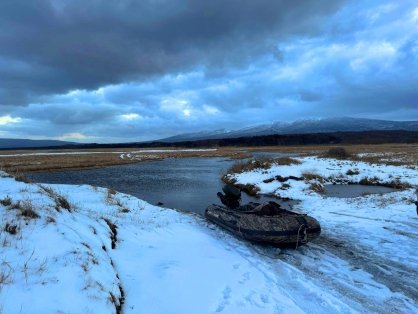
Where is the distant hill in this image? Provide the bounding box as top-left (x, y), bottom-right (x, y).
top-left (31, 130), bottom-right (417, 150)
top-left (160, 118), bottom-right (418, 142)
top-left (0, 138), bottom-right (75, 149)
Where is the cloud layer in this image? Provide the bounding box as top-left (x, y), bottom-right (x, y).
top-left (1, 0), bottom-right (417, 142)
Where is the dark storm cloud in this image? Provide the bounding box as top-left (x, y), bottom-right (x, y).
top-left (0, 0), bottom-right (345, 106)
top-left (2, 0), bottom-right (417, 143)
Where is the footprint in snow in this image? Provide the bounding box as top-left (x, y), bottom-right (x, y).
top-left (155, 261), bottom-right (178, 278)
top-left (239, 272), bottom-right (251, 284)
top-left (215, 286), bottom-right (232, 312)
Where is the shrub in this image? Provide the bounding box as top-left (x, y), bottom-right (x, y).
top-left (325, 147), bottom-right (351, 159)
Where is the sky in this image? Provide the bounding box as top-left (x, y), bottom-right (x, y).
top-left (0, 0), bottom-right (417, 143)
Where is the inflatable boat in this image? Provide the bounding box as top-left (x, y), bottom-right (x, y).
top-left (205, 202), bottom-right (321, 247)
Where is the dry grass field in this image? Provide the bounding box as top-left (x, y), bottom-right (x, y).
top-left (0, 148), bottom-right (250, 173)
top-left (0, 143), bottom-right (416, 174)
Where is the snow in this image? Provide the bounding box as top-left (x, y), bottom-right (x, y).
top-left (1, 156), bottom-right (417, 313)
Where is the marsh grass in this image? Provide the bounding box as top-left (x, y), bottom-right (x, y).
top-left (228, 157), bottom-right (301, 174)
top-left (324, 147), bottom-right (351, 159)
top-left (0, 148), bottom-right (248, 173)
top-left (302, 171), bottom-right (324, 183)
top-left (359, 177), bottom-right (411, 189)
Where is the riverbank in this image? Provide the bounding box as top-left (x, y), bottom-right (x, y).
top-left (1, 154), bottom-right (418, 313)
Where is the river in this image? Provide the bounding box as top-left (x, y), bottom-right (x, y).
top-left (26, 154), bottom-right (296, 215)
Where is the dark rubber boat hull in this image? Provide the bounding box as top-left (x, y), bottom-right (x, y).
top-left (205, 205), bottom-right (321, 247)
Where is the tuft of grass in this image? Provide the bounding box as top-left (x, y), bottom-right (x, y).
top-left (383, 179), bottom-right (411, 189)
top-left (358, 177), bottom-right (380, 186)
top-left (15, 200), bottom-right (40, 219)
top-left (274, 157), bottom-right (302, 165)
top-left (281, 183), bottom-right (291, 190)
top-left (45, 216), bottom-right (56, 224)
top-left (358, 177), bottom-right (410, 189)
top-left (56, 196), bottom-right (71, 211)
top-left (309, 182), bottom-right (325, 194)
top-left (0, 196), bottom-right (12, 207)
top-left (235, 183), bottom-right (260, 196)
top-left (302, 171), bottom-right (324, 182)
top-left (108, 188), bottom-right (117, 196)
top-left (0, 264), bottom-right (14, 286)
top-left (8, 169), bottom-right (31, 183)
top-left (21, 208), bottom-right (40, 219)
top-left (346, 169), bottom-right (360, 176)
top-left (39, 185), bottom-right (73, 212)
top-left (324, 147), bottom-right (351, 159)
top-left (4, 223), bottom-right (18, 235)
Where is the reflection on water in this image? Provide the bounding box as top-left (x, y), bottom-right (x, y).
top-left (27, 156), bottom-right (295, 215)
top-left (323, 184), bottom-right (398, 198)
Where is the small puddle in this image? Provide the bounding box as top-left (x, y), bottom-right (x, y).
top-left (323, 184), bottom-right (398, 198)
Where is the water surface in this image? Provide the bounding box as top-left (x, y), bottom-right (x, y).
top-left (27, 156), bottom-right (295, 215)
top-left (323, 184), bottom-right (397, 198)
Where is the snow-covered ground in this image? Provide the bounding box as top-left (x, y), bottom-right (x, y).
top-left (226, 157), bottom-right (418, 313)
top-left (0, 156), bottom-right (417, 313)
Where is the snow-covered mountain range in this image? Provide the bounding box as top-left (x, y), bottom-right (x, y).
top-left (160, 118), bottom-right (418, 142)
